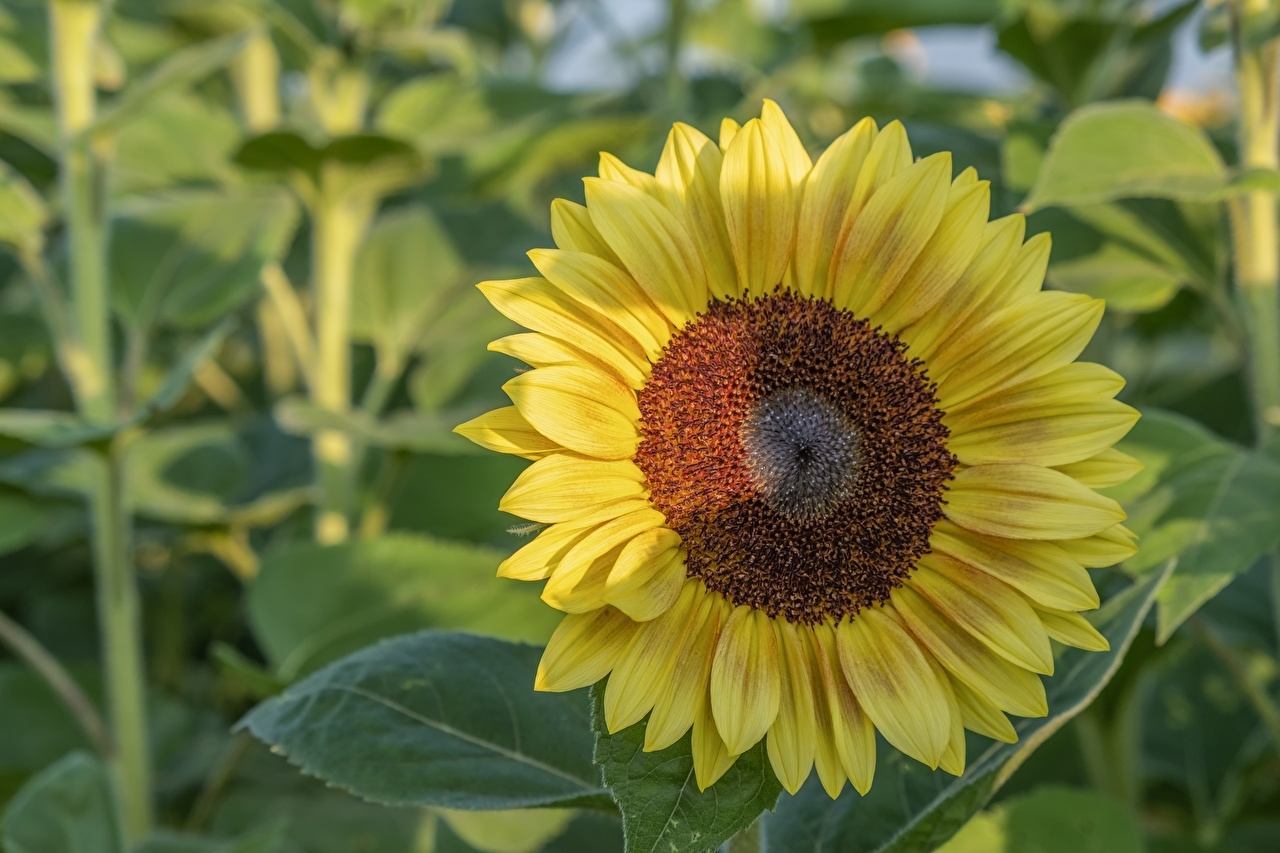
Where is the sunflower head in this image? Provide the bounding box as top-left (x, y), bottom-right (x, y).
top-left (456, 101), bottom-right (1141, 798)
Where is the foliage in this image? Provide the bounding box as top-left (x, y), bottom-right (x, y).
top-left (1, 1), bottom-right (1279, 852)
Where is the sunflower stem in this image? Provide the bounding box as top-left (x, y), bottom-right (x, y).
top-left (1226, 1), bottom-right (1280, 655)
top-left (50, 0), bottom-right (153, 844)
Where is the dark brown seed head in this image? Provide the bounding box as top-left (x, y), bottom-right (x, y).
top-left (634, 291), bottom-right (955, 624)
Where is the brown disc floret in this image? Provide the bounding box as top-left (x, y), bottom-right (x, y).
top-left (634, 291), bottom-right (956, 623)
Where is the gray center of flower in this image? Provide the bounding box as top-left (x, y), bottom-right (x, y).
top-left (740, 386), bottom-right (860, 521)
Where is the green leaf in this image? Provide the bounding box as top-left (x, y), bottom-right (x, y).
top-left (110, 187), bottom-right (298, 331)
top-left (0, 490), bottom-right (50, 555)
top-left (246, 533), bottom-right (559, 678)
top-left (133, 824), bottom-right (287, 853)
top-left (112, 92), bottom-right (241, 193)
top-left (351, 205), bottom-right (465, 363)
top-left (140, 319), bottom-right (236, 417)
top-left (1024, 101), bottom-right (1227, 211)
top-left (591, 685), bottom-right (782, 853)
top-left (1113, 410), bottom-right (1280, 643)
top-left (761, 566), bottom-right (1168, 853)
top-left (233, 132), bottom-right (427, 200)
top-left (92, 32), bottom-right (249, 137)
top-left (238, 631), bottom-right (612, 810)
top-left (0, 160), bottom-right (48, 255)
top-left (273, 397), bottom-right (485, 455)
top-left (435, 808), bottom-right (576, 853)
top-left (796, 0), bottom-right (1001, 47)
top-left (376, 75), bottom-right (494, 155)
top-left (0, 410), bottom-right (118, 450)
top-left (0, 100), bottom-right (57, 153)
top-left (936, 787), bottom-right (1142, 853)
top-left (1, 752), bottom-right (120, 853)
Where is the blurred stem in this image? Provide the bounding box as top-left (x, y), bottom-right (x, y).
top-left (260, 262), bottom-right (315, 391)
top-left (51, 0), bottom-right (113, 423)
top-left (230, 30), bottom-right (281, 131)
top-left (50, 1), bottom-right (153, 844)
top-left (310, 192), bottom-right (370, 543)
top-left (662, 0), bottom-right (688, 115)
top-left (89, 443), bottom-right (154, 843)
top-left (1226, 1), bottom-right (1280, 654)
top-left (185, 731), bottom-right (253, 832)
top-left (0, 609), bottom-right (111, 756)
top-left (358, 448), bottom-right (409, 539)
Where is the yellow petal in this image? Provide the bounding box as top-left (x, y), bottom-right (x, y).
top-left (836, 607), bottom-right (950, 768)
top-left (934, 292), bottom-right (1105, 411)
top-left (692, 686), bottom-right (739, 790)
top-left (498, 519), bottom-right (593, 581)
top-left (478, 276), bottom-right (649, 387)
top-left (943, 361), bottom-right (1127, 427)
top-left (504, 365), bottom-right (639, 460)
top-left (809, 622), bottom-right (875, 795)
top-left (913, 553), bottom-right (1055, 675)
top-left (945, 464), bottom-right (1127, 540)
top-left (584, 177), bottom-right (707, 325)
top-left (760, 99), bottom-right (812, 183)
top-left (876, 171), bottom-right (991, 333)
top-left (500, 454), bottom-right (647, 523)
top-left (901, 214), bottom-right (1024, 360)
top-left (719, 117), bottom-right (740, 150)
top-left (931, 520), bottom-right (1100, 612)
top-left (946, 396), bottom-right (1139, 468)
top-left (996, 231), bottom-right (1052, 305)
top-left (647, 585), bottom-right (727, 751)
top-left (1036, 606), bottom-right (1110, 651)
top-left (550, 198), bottom-right (622, 267)
top-left (1053, 524), bottom-right (1139, 568)
top-left (1055, 448), bottom-right (1145, 489)
top-left (490, 332), bottom-right (584, 368)
top-left (710, 605), bottom-right (782, 754)
top-left (598, 151), bottom-right (658, 194)
top-left (846, 120), bottom-right (912, 219)
top-left (454, 406), bottom-right (561, 461)
top-left (528, 248), bottom-right (670, 362)
top-left (923, 652), bottom-right (965, 777)
top-left (720, 118), bottom-right (796, 299)
top-left (792, 117), bottom-right (877, 298)
top-left (831, 152), bottom-right (952, 318)
top-left (536, 608), bottom-right (636, 691)
top-left (890, 586), bottom-right (1048, 718)
top-left (542, 509), bottom-right (665, 613)
top-left (655, 122), bottom-right (737, 300)
top-left (604, 581), bottom-right (700, 731)
top-left (951, 677), bottom-right (1018, 743)
top-left (604, 528), bottom-right (686, 621)
top-left (766, 620), bottom-right (817, 795)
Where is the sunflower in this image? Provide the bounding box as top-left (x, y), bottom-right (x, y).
top-left (456, 102), bottom-right (1140, 797)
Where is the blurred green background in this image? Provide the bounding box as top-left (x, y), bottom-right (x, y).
top-left (2, 1), bottom-right (1279, 851)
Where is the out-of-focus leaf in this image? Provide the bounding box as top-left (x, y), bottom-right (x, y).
top-left (0, 161), bottom-right (47, 255)
top-left (0, 490), bottom-right (50, 555)
top-left (141, 320), bottom-right (235, 416)
top-left (112, 92), bottom-right (240, 193)
top-left (435, 808), bottom-right (575, 853)
top-left (238, 632), bottom-right (611, 810)
top-left (592, 685), bottom-right (783, 853)
top-left (761, 566), bottom-right (1167, 853)
top-left (211, 643), bottom-right (287, 701)
top-left (246, 533), bottom-right (558, 678)
top-left (341, 0), bottom-right (451, 31)
top-left (0, 410), bottom-right (118, 450)
top-left (234, 131), bottom-right (428, 199)
top-left (92, 32), bottom-right (248, 137)
top-left (795, 0), bottom-right (1002, 47)
top-left (273, 397), bottom-right (484, 455)
top-left (134, 824), bottom-right (287, 853)
top-left (0, 665), bottom-right (96, 795)
top-left (0, 752), bottom-right (119, 853)
top-left (0, 100), bottom-right (57, 153)
top-left (110, 187), bottom-right (297, 331)
top-left (377, 74), bottom-right (493, 154)
top-left (937, 787), bottom-right (1142, 852)
top-left (1024, 101), bottom-right (1229, 211)
top-left (351, 205), bottom-right (465, 363)
top-left (1114, 410), bottom-right (1280, 643)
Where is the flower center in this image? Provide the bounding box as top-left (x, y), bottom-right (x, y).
top-left (740, 387), bottom-right (860, 521)
top-left (634, 291), bottom-right (955, 623)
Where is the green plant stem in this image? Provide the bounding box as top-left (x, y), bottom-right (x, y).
top-left (230, 30), bottom-right (281, 131)
top-left (89, 444), bottom-right (153, 842)
top-left (184, 731), bottom-right (253, 832)
top-left (1226, 1), bottom-right (1280, 655)
top-left (50, 2), bottom-right (152, 842)
top-left (310, 193), bottom-right (368, 543)
top-left (0, 609), bottom-right (111, 756)
top-left (50, 0), bottom-right (113, 424)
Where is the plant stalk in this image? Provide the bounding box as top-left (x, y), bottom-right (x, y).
top-left (1226, 1), bottom-right (1280, 655)
top-left (310, 191), bottom-right (368, 543)
top-left (230, 30), bottom-right (281, 131)
top-left (50, 1), bottom-right (153, 842)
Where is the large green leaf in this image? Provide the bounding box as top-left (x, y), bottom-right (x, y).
top-left (591, 685), bottom-right (783, 853)
top-left (1115, 410), bottom-right (1280, 642)
top-left (112, 92), bottom-right (240, 193)
top-left (238, 631), bottom-right (612, 810)
top-left (761, 566), bottom-right (1168, 853)
top-left (233, 131), bottom-right (428, 200)
top-left (0, 752), bottom-right (119, 853)
top-left (110, 187), bottom-right (298, 331)
top-left (133, 825), bottom-right (286, 853)
top-left (1024, 101), bottom-right (1230, 211)
top-left (936, 787), bottom-right (1142, 853)
top-left (376, 75), bottom-right (494, 155)
top-left (246, 533), bottom-right (559, 678)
